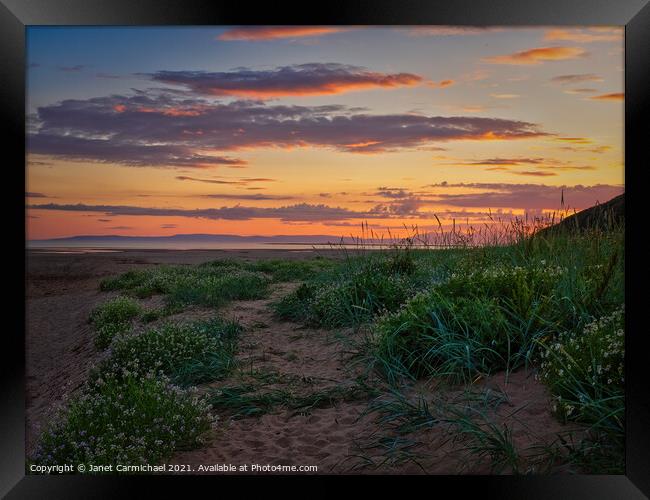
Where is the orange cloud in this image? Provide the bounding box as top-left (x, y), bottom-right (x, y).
top-left (211, 74), bottom-right (423, 98)
top-left (513, 170), bottom-right (557, 177)
top-left (589, 92), bottom-right (624, 101)
top-left (344, 141), bottom-right (382, 149)
top-left (149, 64), bottom-right (423, 98)
top-left (460, 105), bottom-right (487, 113)
top-left (218, 26), bottom-right (344, 41)
top-left (554, 137), bottom-right (594, 145)
top-left (490, 93), bottom-right (520, 99)
top-left (544, 28), bottom-right (623, 43)
top-left (428, 79), bottom-right (455, 89)
top-left (483, 46), bottom-right (588, 65)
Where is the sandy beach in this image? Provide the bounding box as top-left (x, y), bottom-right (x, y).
top-left (26, 248), bottom-right (571, 474)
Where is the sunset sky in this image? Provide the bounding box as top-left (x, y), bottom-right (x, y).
top-left (26, 26), bottom-right (624, 240)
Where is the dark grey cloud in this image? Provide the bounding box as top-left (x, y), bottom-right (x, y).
top-left (28, 202), bottom-right (376, 222)
top-left (176, 175), bottom-right (275, 185)
top-left (26, 192), bottom-right (48, 198)
top-left (27, 91), bottom-right (547, 167)
top-left (424, 182), bottom-right (623, 210)
top-left (375, 187), bottom-right (416, 199)
top-left (29, 134), bottom-right (246, 168)
top-left (29, 181), bottom-right (623, 223)
top-left (453, 157), bottom-right (597, 172)
top-left (370, 196), bottom-right (424, 216)
top-left (146, 63), bottom-right (423, 98)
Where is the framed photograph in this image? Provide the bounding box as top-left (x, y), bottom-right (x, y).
top-left (2, 0), bottom-right (648, 496)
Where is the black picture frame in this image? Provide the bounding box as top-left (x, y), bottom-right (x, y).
top-left (2, 0), bottom-right (648, 497)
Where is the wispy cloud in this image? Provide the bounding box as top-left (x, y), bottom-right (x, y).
top-left (200, 193), bottom-right (297, 201)
top-left (550, 73), bottom-right (603, 85)
top-left (26, 192), bottom-right (48, 198)
top-left (553, 137), bottom-right (594, 145)
top-left (544, 28), bottom-right (623, 43)
top-left (490, 93), bottom-right (520, 99)
top-left (429, 79), bottom-right (455, 88)
top-left (484, 47), bottom-right (587, 65)
top-left (563, 88), bottom-right (598, 94)
top-left (589, 92), bottom-right (624, 101)
top-left (407, 27), bottom-right (504, 36)
top-left (218, 26), bottom-right (344, 41)
top-left (57, 64), bottom-right (87, 72)
top-left (457, 157), bottom-right (546, 166)
top-left (147, 63), bottom-right (423, 98)
top-left (512, 170), bottom-right (557, 176)
top-left (175, 175), bottom-right (275, 185)
top-left (453, 157), bottom-right (595, 172)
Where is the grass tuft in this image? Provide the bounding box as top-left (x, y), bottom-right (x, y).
top-left (89, 296), bottom-right (142, 348)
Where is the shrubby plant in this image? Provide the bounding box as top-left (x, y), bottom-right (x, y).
top-left (31, 371), bottom-right (214, 468)
top-left (96, 318), bottom-right (241, 385)
top-left (538, 306), bottom-right (624, 421)
top-left (89, 296), bottom-right (142, 348)
top-left (274, 253), bottom-right (417, 327)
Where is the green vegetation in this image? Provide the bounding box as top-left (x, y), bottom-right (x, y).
top-left (31, 372), bottom-right (213, 468)
top-left (371, 262), bottom-right (568, 383)
top-left (96, 318), bottom-right (242, 386)
top-left (140, 303), bottom-right (185, 323)
top-left (537, 306), bottom-right (625, 471)
top-left (201, 256), bottom-right (336, 282)
top-left (273, 249), bottom-right (435, 327)
top-left (272, 216), bottom-right (624, 473)
top-left (89, 296), bottom-right (142, 348)
top-left (34, 209), bottom-right (624, 474)
top-left (208, 377), bottom-right (379, 418)
top-left (100, 264), bottom-right (270, 307)
top-left (99, 257), bottom-right (337, 310)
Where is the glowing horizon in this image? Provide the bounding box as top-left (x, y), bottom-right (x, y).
top-left (26, 26), bottom-right (624, 241)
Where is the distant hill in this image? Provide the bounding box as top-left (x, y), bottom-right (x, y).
top-left (27, 233), bottom-right (356, 249)
top-left (539, 193), bottom-right (624, 235)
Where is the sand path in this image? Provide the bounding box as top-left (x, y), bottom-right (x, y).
top-left (171, 283), bottom-right (383, 473)
top-left (171, 284), bottom-right (570, 474)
